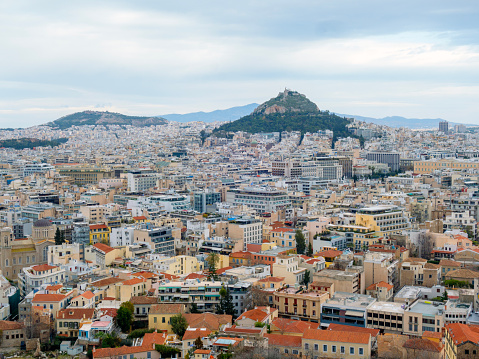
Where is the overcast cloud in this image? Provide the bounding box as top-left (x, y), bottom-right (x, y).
top-left (1, 0), bottom-right (479, 127)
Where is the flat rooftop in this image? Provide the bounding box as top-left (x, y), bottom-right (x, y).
top-left (408, 301), bottom-right (445, 317)
top-left (368, 301), bottom-right (405, 314)
top-left (324, 292), bottom-right (376, 309)
top-left (314, 270), bottom-right (358, 280)
top-left (395, 286), bottom-right (424, 300)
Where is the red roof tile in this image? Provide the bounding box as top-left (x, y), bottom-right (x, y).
top-left (264, 334), bottom-right (302, 347)
top-left (93, 243), bottom-right (115, 254)
top-left (32, 264), bottom-right (57, 272)
top-left (32, 293), bottom-right (67, 302)
top-left (303, 328), bottom-right (371, 344)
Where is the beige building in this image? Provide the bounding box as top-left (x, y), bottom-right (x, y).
top-left (400, 258), bottom-right (440, 287)
top-left (273, 287), bottom-right (330, 322)
top-left (0, 321), bottom-right (27, 349)
top-left (151, 255), bottom-right (203, 276)
top-left (414, 158), bottom-right (479, 174)
top-left (302, 328), bottom-right (372, 358)
top-left (403, 300), bottom-right (444, 336)
top-left (48, 243), bottom-right (82, 265)
top-left (313, 269), bottom-right (363, 294)
top-left (113, 277), bottom-right (149, 302)
top-left (366, 281), bottom-right (394, 302)
top-left (148, 303), bottom-right (185, 333)
top-left (228, 218), bottom-right (263, 251)
top-left (272, 255), bottom-right (307, 285)
top-left (363, 252), bottom-right (399, 289)
top-left (56, 308), bottom-right (95, 337)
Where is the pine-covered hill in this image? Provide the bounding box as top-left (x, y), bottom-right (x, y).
top-left (46, 111), bottom-right (167, 129)
top-left (0, 138), bottom-right (68, 149)
top-left (213, 89), bottom-right (353, 138)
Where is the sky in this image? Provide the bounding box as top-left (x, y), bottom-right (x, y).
top-left (1, 0), bottom-right (479, 127)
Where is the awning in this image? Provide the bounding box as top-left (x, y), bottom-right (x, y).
top-left (345, 310), bottom-right (364, 317)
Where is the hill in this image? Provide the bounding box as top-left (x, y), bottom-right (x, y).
top-left (0, 138), bottom-right (68, 149)
top-left (46, 111), bottom-right (167, 129)
top-left (213, 89), bottom-right (352, 138)
top-left (336, 113), bottom-right (466, 129)
top-left (160, 103), bottom-right (259, 123)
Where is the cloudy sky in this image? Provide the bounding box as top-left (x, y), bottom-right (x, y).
top-left (1, 0), bottom-right (479, 127)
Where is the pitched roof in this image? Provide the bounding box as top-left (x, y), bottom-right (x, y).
top-left (184, 273), bottom-right (207, 280)
top-left (182, 328), bottom-right (212, 341)
top-left (264, 334), bottom-right (302, 347)
top-left (423, 331), bottom-right (442, 339)
top-left (446, 323), bottom-right (479, 346)
top-left (121, 277), bottom-right (146, 286)
top-left (46, 284), bottom-right (63, 291)
top-left (366, 281), bottom-right (393, 291)
top-left (0, 321), bottom-right (24, 330)
top-left (403, 257), bottom-right (427, 263)
top-left (31, 264), bottom-right (57, 272)
top-left (439, 259), bottom-right (461, 267)
top-left (91, 277), bottom-right (124, 287)
top-left (328, 323), bottom-right (379, 337)
top-left (90, 224), bottom-right (109, 230)
top-left (403, 338), bottom-right (442, 352)
top-left (56, 308), bottom-right (95, 320)
top-left (271, 318), bottom-right (319, 334)
top-left (258, 276), bottom-right (285, 283)
top-left (32, 293), bottom-right (67, 302)
top-left (93, 243), bottom-right (115, 254)
top-left (424, 262), bottom-right (440, 269)
top-left (150, 303), bottom-right (184, 315)
top-left (315, 249), bottom-right (343, 258)
top-left (446, 268), bottom-right (479, 279)
top-left (130, 296), bottom-right (158, 305)
top-left (184, 313), bottom-right (232, 331)
top-left (72, 291), bottom-right (95, 301)
top-left (93, 331), bottom-right (166, 358)
top-left (303, 328), bottom-right (371, 344)
top-left (237, 308), bottom-right (270, 322)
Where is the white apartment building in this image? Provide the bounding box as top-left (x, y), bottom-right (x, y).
top-left (110, 226), bottom-right (135, 247)
top-left (18, 264), bottom-right (68, 296)
top-left (226, 186), bottom-right (291, 214)
top-left (127, 172), bottom-right (158, 192)
top-left (23, 163), bottom-right (54, 177)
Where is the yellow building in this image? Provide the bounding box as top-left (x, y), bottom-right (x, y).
top-left (148, 303), bottom-right (185, 333)
top-left (152, 255), bottom-right (204, 276)
top-left (273, 287), bottom-right (330, 322)
top-left (114, 277), bottom-right (149, 302)
top-left (355, 205), bottom-right (410, 238)
top-left (89, 224), bottom-right (111, 244)
top-left (414, 159), bottom-right (479, 174)
top-left (445, 323), bottom-right (479, 359)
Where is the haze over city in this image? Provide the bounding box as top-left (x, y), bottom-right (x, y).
top-left (1, 1), bottom-right (479, 127)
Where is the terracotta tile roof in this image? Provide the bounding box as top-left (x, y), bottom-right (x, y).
top-left (73, 291), bottom-right (95, 300)
top-left (46, 284), bottom-right (63, 291)
top-left (424, 263), bottom-right (440, 269)
top-left (446, 323), bottom-right (479, 346)
top-left (271, 227), bottom-right (296, 233)
top-left (98, 308), bottom-right (118, 318)
top-left (121, 277), bottom-right (146, 286)
top-left (403, 338), bottom-right (442, 352)
top-left (403, 257), bottom-right (427, 263)
top-left (366, 281), bottom-right (394, 291)
top-left (271, 318), bottom-right (319, 334)
top-left (303, 328), bottom-right (371, 344)
top-left (237, 308), bottom-right (270, 322)
top-left (310, 281), bottom-right (333, 287)
top-left (90, 224), bottom-right (109, 230)
top-left (160, 272), bottom-right (181, 280)
top-left (56, 308), bottom-right (95, 320)
top-left (446, 268), bottom-right (479, 279)
top-left (194, 349), bottom-right (211, 354)
top-left (439, 259), bottom-right (461, 267)
top-left (150, 303), bottom-right (184, 315)
top-left (216, 266), bottom-right (233, 275)
top-left (91, 277), bottom-right (124, 287)
top-left (224, 326), bottom-right (263, 335)
top-left (0, 320), bottom-right (24, 330)
top-left (184, 313), bottom-right (232, 331)
top-left (133, 271), bottom-right (158, 279)
top-left (264, 333), bottom-right (302, 347)
top-left (130, 296), bottom-right (158, 305)
top-left (328, 323), bottom-right (379, 337)
top-left (315, 249), bottom-right (343, 258)
top-left (31, 264), bottom-right (57, 272)
top-left (423, 331), bottom-right (442, 339)
top-left (93, 243), bottom-right (115, 254)
top-left (94, 331), bottom-right (166, 358)
top-left (184, 273), bottom-right (207, 280)
top-left (32, 293), bottom-right (67, 302)
top-left (133, 216), bottom-right (147, 220)
top-left (182, 328), bottom-right (212, 341)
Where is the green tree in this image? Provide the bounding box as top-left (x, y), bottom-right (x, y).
top-left (95, 331), bottom-right (121, 348)
top-left (306, 242), bottom-right (313, 257)
top-left (217, 286), bottom-right (235, 316)
top-left (206, 252), bottom-right (220, 280)
top-left (155, 345), bottom-right (180, 358)
top-left (295, 229), bottom-right (306, 254)
top-left (442, 290), bottom-right (448, 301)
top-left (301, 270), bottom-right (311, 287)
top-left (194, 337), bottom-right (203, 350)
top-left (170, 313), bottom-right (188, 339)
top-left (116, 301), bottom-right (134, 333)
top-left (54, 228), bottom-right (65, 245)
top-left (190, 302), bottom-right (200, 314)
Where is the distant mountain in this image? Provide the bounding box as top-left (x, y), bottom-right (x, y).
top-left (336, 113), bottom-right (464, 129)
top-left (46, 111), bottom-right (168, 129)
top-left (160, 103), bottom-right (259, 123)
top-left (213, 89), bottom-right (352, 138)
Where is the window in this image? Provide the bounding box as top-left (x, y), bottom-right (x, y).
top-left (350, 347), bottom-right (355, 355)
top-left (340, 346), bottom-right (345, 354)
top-left (332, 345), bottom-right (336, 353)
top-left (147, 352), bottom-right (151, 359)
top-left (154, 317), bottom-right (157, 323)
top-left (305, 344), bottom-right (309, 351)
top-left (292, 350), bottom-right (298, 355)
top-left (162, 317), bottom-right (165, 323)
top-left (314, 344), bottom-right (318, 351)
top-left (465, 350), bottom-right (469, 355)
top-left (284, 349), bottom-right (289, 354)
top-left (323, 345), bottom-right (327, 352)
top-left (359, 347), bottom-right (364, 355)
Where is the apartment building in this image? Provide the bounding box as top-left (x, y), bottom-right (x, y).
top-left (313, 269), bottom-right (363, 294)
top-left (228, 218), bottom-right (262, 250)
top-left (366, 301), bottom-right (404, 333)
top-left (133, 224), bottom-right (175, 256)
top-left (157, 280), bottom-right (223, 313)
top-left (226, 186), bottom-right (291, 214)
top-left (400, 258), bottom-right (440, 287)
top-left (403, 300), bottom-right (445, 336)
top-left (127, 171), bottom-right (158, 192)
top-left (355, 205), bottom-right (411, 237)
top-left (273, 286), bottom-right (330, 322)
top-left (363, 252), bottom-right (399, 289)
top-left (18, 264), bottom-right (68, 296)
top-left (366, 152), bottom-right (400, 172)
top-left (320, 292), bottom-right (376, 329)
top-left (193, 190), bottom-right (221, 213)
top-left (273, 255), bottom-right (307, 285)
